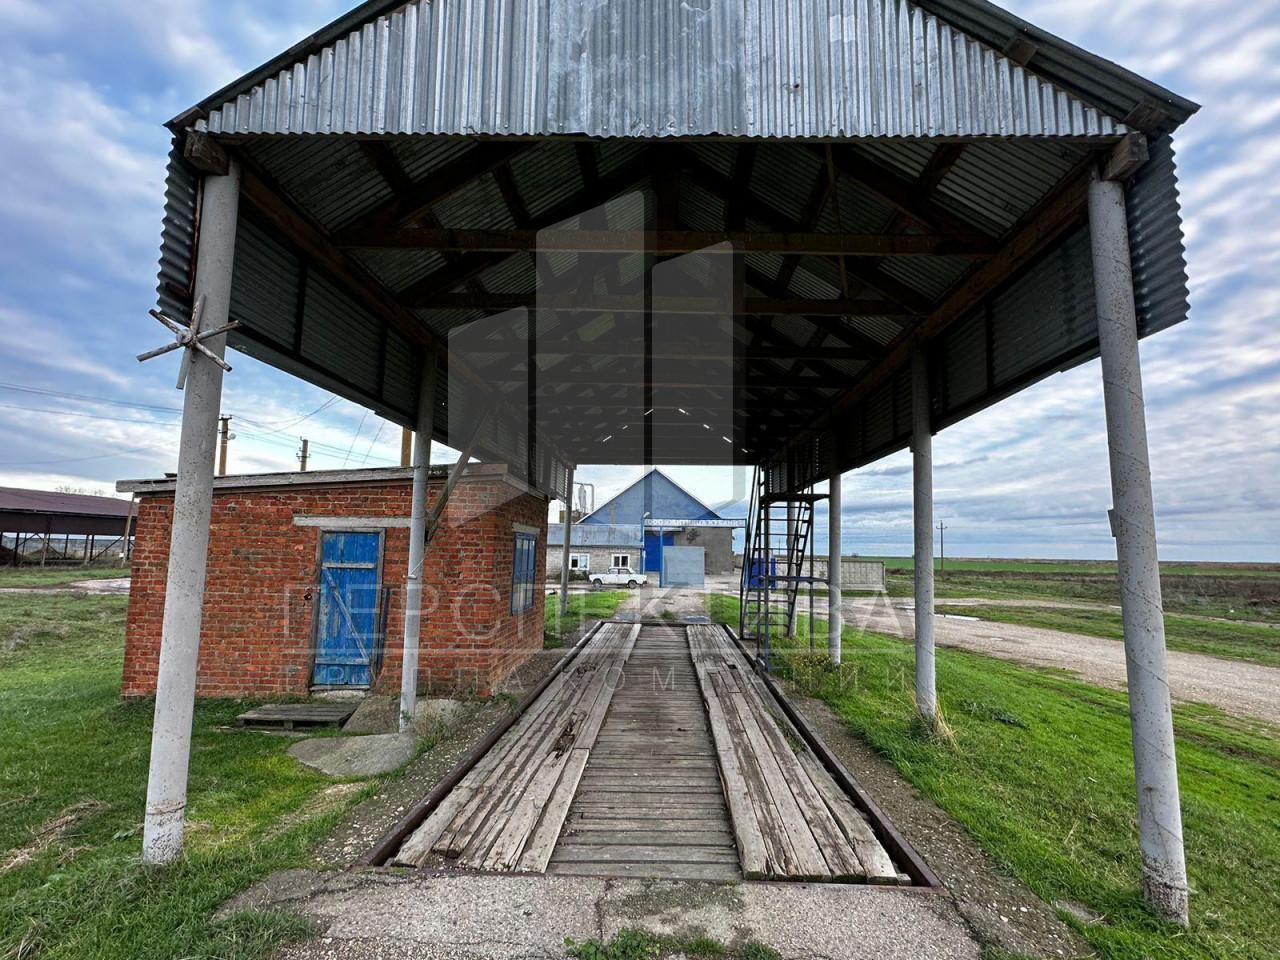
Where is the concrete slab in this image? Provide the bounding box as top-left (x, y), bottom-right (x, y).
top-left (252, 871), bottom-right (979, 960)
top-left (288, 733), bottom-right (418, 777)
top-left (599, 879), bottom-right (979, 960)
top-left (343, 696), bottom-right (472, 737)
top-left (279, 872), bottom-right (606, 960)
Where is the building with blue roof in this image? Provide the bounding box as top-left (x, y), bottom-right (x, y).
top-left (548, 470), bottom-right (743, 582)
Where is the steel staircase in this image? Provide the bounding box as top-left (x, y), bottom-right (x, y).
top-left (739, 467), bottom-right (828, 670)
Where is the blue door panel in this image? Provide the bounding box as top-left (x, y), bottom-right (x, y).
top-left (313, 532), bottom-right (383, 687)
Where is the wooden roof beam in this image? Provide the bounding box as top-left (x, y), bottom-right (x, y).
top-left (339, 227), bottom-right (995, 257)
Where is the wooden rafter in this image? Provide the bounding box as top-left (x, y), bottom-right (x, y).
top-left (409, 291), bottom-right (910, 317)
top-left (397, 151), bottom-right (657, 308)
top-left (334, 141), bottom-right (538, 239)
top-left (681, 152), bottom-right (935, 314)
top-left (337, 227), bottom-right (995, 256)
top-left (781, 153), bottom-right (1101, 465)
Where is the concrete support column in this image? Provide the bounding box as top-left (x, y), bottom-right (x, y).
top-left (400, 354), bottom-right (439, 732)
top-left (142, 160), bottom-right (241, 865)
top-left (559, 467), bottom-right (576, 618)
top-left (912, 349), bottom-right (937, 724)
top-left (1090, 175), bottom-right (1189, 925)
top-left (827, 470), bottom-right (842, 665)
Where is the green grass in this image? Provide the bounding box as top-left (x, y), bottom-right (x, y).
top-left (708, 594), bottom-right (1280, 960)
top-left (565, 928), bottom-right (779, 960)
top-left (864, 557), bottom-right (1280, 578)
top-left (0, 565), bottom-right (128, 588)
top-left (544, 590), bottom-right (628, 648)
top-left (0, 592), bottom-right (370, 960)
top-left (937, 603), bottom-right (1280, 667)
top-left (877, 570), bottom-right (1280, 623)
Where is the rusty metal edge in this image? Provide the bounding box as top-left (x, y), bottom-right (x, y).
top-left (718, 622), bottom-right (944, 890)
top-left (361, 618), bottom-right (608, 867)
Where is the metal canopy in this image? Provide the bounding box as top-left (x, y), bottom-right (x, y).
top-left (157, 0), bottom-right (1197, 496)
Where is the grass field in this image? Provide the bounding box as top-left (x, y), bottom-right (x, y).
top-left (0, 590), bottom-right (368, 959)
top-left (709, 594), bottom-right (1279, 960)
top-left (868, 562), bottom-right (1280, 624)
top-left (936, 602), bottom-right (1280, 667)
top-left (543, 590), bottom-right (628, 647)
top-left (0, 566), bottom-right (128, 589)
top-left (866, 557), bottom-right (1280, 578)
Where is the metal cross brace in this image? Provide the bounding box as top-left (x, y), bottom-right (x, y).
top-left (137, 295), bottom-right (241, 389)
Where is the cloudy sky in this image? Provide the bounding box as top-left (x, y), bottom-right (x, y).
top-left (0, 0), bottom-right (1276, 561)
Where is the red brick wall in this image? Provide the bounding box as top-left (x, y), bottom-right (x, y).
top-left (122, 472), bottom-right (547, 699)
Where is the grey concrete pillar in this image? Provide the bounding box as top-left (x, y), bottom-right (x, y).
top-left (559, 467), bottom-right (576, 618)
top-left (827, 470), bottom-right (842, 665)
top-left (912, 349), bottom-right (937, 724)
top-left (142, 160), bottom-right (241, 865)
top-left (400, 354), bottom-right (439, 732)
top-left (1090, 174), bottom-right (1189, 925)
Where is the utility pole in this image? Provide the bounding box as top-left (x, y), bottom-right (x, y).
top-left (400, 427), bottom-right (413, 468)
top-left (297, 438), bottom-right (310, 472)
top-left (937, 521), bottom-right (946, 574)
top-left (218, 415), bottom-right (232, 476)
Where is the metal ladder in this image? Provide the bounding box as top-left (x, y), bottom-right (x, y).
top-left (739, 467), bottom-right (828, 670)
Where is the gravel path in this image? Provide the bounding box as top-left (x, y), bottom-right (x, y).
top-left (842, 594), bottom-right (1280, 727)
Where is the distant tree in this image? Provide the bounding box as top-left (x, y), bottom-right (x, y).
top-left (54, 484), bottom-right (109, 498)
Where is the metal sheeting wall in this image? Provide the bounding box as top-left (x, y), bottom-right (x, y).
top-left (197, 0), bottom-right (1122, 139)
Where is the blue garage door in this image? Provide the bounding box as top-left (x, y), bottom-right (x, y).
top-left (312, 531), bottom-right (384, 687)
top-left (643, 531), bottom-right (674, 573)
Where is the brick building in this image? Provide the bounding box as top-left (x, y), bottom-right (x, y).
top-left (118, 464), bottom-right (546, 699)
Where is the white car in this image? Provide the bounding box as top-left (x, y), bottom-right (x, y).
top-left (591, 566), bottom-right (647, 589)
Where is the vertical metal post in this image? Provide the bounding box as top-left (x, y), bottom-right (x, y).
top-left (218, 415), bottom-right (231, 476)
top-left (827, 470), bottom-right (842, 665)
top-left (559, 467), bottom-right (576, 618)
top-left (400, 354), bottom-right (438, 732)
top-left (1090, 174), bottom-right (1189, 925)
top-left (142, 159), bottom-right (240, 865)
top-left (785, 501), bottom-right (798, 636)
top-left (762, 499), bottom-right (771, 671)
top-left (912, 349), bottom-right (937, 724)
top-left (120, 495), bottom-right (137, 568)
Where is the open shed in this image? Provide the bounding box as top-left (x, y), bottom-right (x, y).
top-left (137, 0), bottom-right (1197, 924)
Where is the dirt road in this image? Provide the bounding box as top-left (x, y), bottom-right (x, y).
top-left (842, 594), bottom-right (1280, 727)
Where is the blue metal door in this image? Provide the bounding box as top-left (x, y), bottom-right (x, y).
top-left (312, 531), bottom-right (383, 687)
top-left (643, 531), bottom-right (675, 576)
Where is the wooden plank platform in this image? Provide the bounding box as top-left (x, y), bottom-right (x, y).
top-left (385, 620), bottom-right (904, 886)
top-left (391, 622), bottom-right (639, 871)
top-left (688, 624), bottom-right (902, 884)
top-left (548, 624), bottom-right (741, 881)
top-left (236, 702), bottom-right (357, 730)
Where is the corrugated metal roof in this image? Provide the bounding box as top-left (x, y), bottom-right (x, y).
top-left (196, 0), bottom-right (1125, 139)
top-left (547, 523), bottom-right (644, 547)
top-left (0, 487), bottom-right (134, 518)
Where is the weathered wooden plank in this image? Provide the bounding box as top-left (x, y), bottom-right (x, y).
top-left (552, 844), bottom-right (740, 863)
top-left (501, 626), bottom-right (641, 872)
top-left (396, 624), bottom-right (625, 865)
top-left (561, 830), bottom-right (736, 846)
top-left (462, 626), bottom-right (635, 867)
top-left (690, 642), bottom-right (769, 878)
top-left (548, 860), bottom-right (740, 881)
top-left (795, 748), bottom-right (900, 883)
top-left (729, 668), bottom-right (865, 880)
top-left (513, 748), bottom-right (592, 871)
top-left (708, 667), bottom-right (798, 876)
